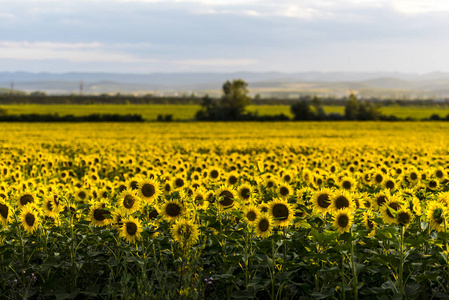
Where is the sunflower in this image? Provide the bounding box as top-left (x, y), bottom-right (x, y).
top-left (339, 176), bottom-right (357, 191)
top-left (268, 198), bottom-right (294, 227)
top-left (172, 176), bottom-right (187, 191)
top-left (19, 204), bottom-right (40, 234)
top-left (427, 201), bottom-right (447, 232)
top-left (74, 188), bottom-right (89, 204)
top-left (362, 210), bottom-right (378, 237)
top-left (0, 199), bottom-right (12, 225)
top-left (215, 185), bottom-right (236, 209)
top-left (254, 213), bottom-right (273, 238)
top-left (163, 181), bottom-right (172, 195)
top-left (311, 188), bottom-right (333, 215)
top-left (117, 189), bottom-right (141, 214)
top-left (383, 176), bottom-right (397, 191)
top-left (161, 200), bottom-right (184, 221)
top-left (225, 171), bottom-right (240, 186)
top-left (408, 196), bottom-right (422, 216)
top-left (263, 177), bottom-right (278, 190)
top-left (17, 190), bottom-right (38, 208)
top-left (330, 190), bottom-right (354, 212)
top-left (138, 179), bottom-right (161, 203)
top-left (237, 183), bottom-right (253, 202)
top-left (373, 171), bottom-right (385, 185)
top-left (277, 183), bottom-right (293, 199)
top-left (120, 216), bottom-right (143, 244)
top-left (371, 190), bottom-right (391, 211)
top-left (380, 195), bottom-right (403, 225)
top-left (396, 208), bottom-right (413, 227)
top-left (427, 179), bottom-right (439, 191)
top-left (242, 204), bottom-right (260, 225)
top-left (42, 195), bottom-right (62, 218)
top-left (208, 168), bottom-right (221, 181)
top-left (193, 189), bottom-right (209, 210)
top-left (170, 218), bottom-right (200, 248)
top-left (88, 202), bottom-right (111, 227)
top-left (434, 167), bottom-right (447, 181)
top-left (332, 208), bottom-right (353, 234)
top-left (142, 205), bottom-right (160, 222)
top-left (407, 168), bottom-right (421, 184)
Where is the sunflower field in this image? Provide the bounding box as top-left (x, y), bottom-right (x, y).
top-left (1, 122), bottom-right (449, 299)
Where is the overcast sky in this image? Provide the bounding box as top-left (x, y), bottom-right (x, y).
top-left (1, 0), bottom-right (449, 73)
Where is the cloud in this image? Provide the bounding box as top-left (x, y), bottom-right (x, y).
top-left (174, 58), bottom-right (259, 67)
top-left (0, 41), bottom-right (157, 63)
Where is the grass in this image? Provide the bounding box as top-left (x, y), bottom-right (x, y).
top-left (1, 104), bottom-right (449, 121)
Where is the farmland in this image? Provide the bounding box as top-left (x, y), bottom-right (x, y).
top-left (0, 122), bottom-right (449, 299)
top-left (2, 104), bottom-right (449, 120)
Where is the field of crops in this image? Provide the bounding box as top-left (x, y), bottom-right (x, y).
top-left (1, 122), bottom-right (449, 299)
top-left (2, 104), bottom-right (449, 120)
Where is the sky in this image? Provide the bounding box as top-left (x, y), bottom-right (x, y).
top-left (1, 0), bottom-right (449, 74)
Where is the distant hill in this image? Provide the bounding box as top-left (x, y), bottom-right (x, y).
top-left (2, 71), bottom-right (449, 98)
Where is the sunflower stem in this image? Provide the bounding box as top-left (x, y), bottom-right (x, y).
top-left (341, 253), bottom-right (346, 300)
top-left (398, 225), bottom-right (405, 297)
top-left (350, 229), bottom-right (358, 300)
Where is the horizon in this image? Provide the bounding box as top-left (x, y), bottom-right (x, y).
top-left (2, 0), bottom-right (449, 74)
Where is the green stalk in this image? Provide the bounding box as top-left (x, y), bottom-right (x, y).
top-left (350, 229), bottom-right (358, 300)
top-left (341, 253), bottom-right (346, 300)
top-left (398, 225), bottom-right (405, 297)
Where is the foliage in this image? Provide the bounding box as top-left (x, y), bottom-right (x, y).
top-left (0, 122), bottom-right (448, 298)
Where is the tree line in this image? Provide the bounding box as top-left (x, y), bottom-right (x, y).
top-left (195, 79), bottom-right (449, 121)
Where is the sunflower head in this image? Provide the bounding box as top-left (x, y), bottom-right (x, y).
top-left (161, 200), bottom-right (184, 221)
top-left (170, 218), bottom-right (200, 248)
top-left (312, 188), bottom-right (333, 214)
top-left (397, 208), bottom-right (413, 227)
top-left (268, 198), bottom-right (294, 227)
top-left (332, 208), bottom-right (353, 234)
top-left (138, 179), bottom-right (161, 203)
top-left (120, 216), bottom-right (143, 244)
top-left (215, 185), bottom-right (236, 209)
top-left (20, 204), bottom-right (40, 234)
top-left (254, 213), bottom-right (273, 238)
top-left (118, 189), bottom-right (141, 214)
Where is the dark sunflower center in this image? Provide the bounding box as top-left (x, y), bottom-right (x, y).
top-left (436, 170), bottom-right (444, 178)
top-left (142, 183), bottom-right (156, 197)
top-left (266, 181), bottom-right (274, 188)
top-left (229, 176), bottom-right (237, 185)
top-left (279, 186), bottom-right (289, 196)
top-left (410, 173), bottom-right (418, 180)
top-left (164, 184), bottom-right (171, 192)
top-left (0, 203), bottom-right (9, 219)
top-left (429, 180), bottom-right (437, 188)
top-left (126, 222), bottom-right (137, 236)
top-left (130, 181), bottom-right (138, 190)
top-left (93, 208), bottom-right (109, 221)
top-left (397, 211), bottom-right (411, 225)
top-left (272, 204), bottom-right (289, 220)
top-left (123, 195), bottom-right (135, 209)
top-left (118, 184), bottom-right (127, 193)
top-left (148, 209), bottom-right (159, 220)
top-left (376, 195), bottom-right (387, 207)
top-left (210, 170), bottom-right (219, 179)
top-left (337, 214), bottom-right (349, 228)
top-left (385, 180), bottom-right (395, 189)
top-left (246, 211), bottom-right (257, 221)
top-left (175, 178), bottom-right (184, 188)
top-left (342, 181), bottom-right (352, 190)
top-left (375, 174), bottom-right (383, 183)
top-left (25, 213), bottom-right (35, 227)
top-left (317, 194), bottom-right (331, 208)
top-left (166, 203), bottom-right (181, 217)
top-left (78, 191), bottom-right (86, 200)
top-left (46, 201), bottom-right (53, 211)
top-left (240, 188), bottom-right (250, 199)
top-left (219, 190), bottom-right (234, 207)
top-left (387, 202), bottom-right (400, 218)
top-left (258, 219), bottom-right (269, 232)
top-left (284, 175), bottom-right (291, 182)
top-left (335, 196), bottom-right (350, 210)
top-left (20, 194), bottom-right (34, 206)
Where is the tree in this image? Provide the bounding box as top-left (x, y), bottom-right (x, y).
top-left (345, 93), bottom-right (359, 120)
top-left (291, 100), bottom-right (315, 120)
top-left (220, 79), bottom-right (251, 119)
